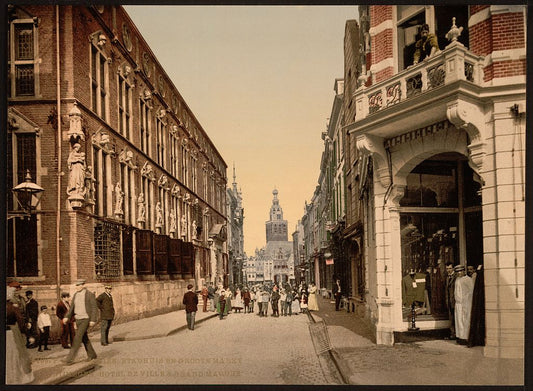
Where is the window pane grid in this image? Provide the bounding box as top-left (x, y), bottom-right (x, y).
top-left (94, 221), bottom-right (121, 279)
top-left (15, 24), bottom-right (33, 60)
top-left (15, 65), bottom-right (34, 95)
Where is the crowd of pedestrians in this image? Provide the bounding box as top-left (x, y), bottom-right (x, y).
top-left (198, 281), bottom-right (321, 320)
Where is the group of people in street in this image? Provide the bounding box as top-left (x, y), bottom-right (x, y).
top-left (197, 281), bottom-right (321, 321)
top-left (6, 279), bottom-right (116, 383)
top-left (444, 262), bottom-right (485, 347)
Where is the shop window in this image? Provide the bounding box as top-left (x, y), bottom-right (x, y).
top-left (400, 154), bottom-right (482, 321)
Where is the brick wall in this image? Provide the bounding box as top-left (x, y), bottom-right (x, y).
top-left (370, 6), bottom-right (392, 27)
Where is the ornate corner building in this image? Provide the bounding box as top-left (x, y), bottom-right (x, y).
top-left (6, 5), bottom-right (228, 324)
top-left (301, 5), bottom-right (525, 360)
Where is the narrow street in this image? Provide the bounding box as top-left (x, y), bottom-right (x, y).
top-left (65, 310), bottom-right (337, 385)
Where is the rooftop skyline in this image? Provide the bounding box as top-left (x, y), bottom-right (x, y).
top-left (124, 5), bottom-right (359, 255)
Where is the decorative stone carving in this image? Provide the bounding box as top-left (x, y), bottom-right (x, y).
top-left (169, 208), bottom-right (177, 235)
top-left (114, 182), bottom-right (124, 218)
top-left (67, 143), bottom-right (86, 208)
top-left (118, 148), bottom-right (137, 169)
top-left (445, 17), bottom-right (463, 43)
top-left (67, 103), bottom-right (84, 142)
top-left (192, 220), bottom-right (198, 240)
top-left (171, 184), bottom-right (180, 198)
top-left (122, 23), bottom-right (132, 52)
top-left (356, 134), bottom-right (389, 188)
top-left (155, 202), bottom-right (163, 232)
top-left (446, 100), bottom-right (485, 174)
top-left (140, 161), bottom-right (156, 182)
top-left (181, 215), bottom-right (187, 238)
top-left (84, 165), bottom-right (96, 207)
top-left (158, 174), bottom-right (169, 189)
top-left (137, 193), bottom-right (146, 225)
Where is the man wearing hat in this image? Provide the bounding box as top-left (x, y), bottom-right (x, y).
top-left (24, 290), bottom-right (39, 348)
top-left (182, 284), bottom-right (198, 330)
top-left (8, 281), bottom-right (26, 315)
top-left (454, 265), bottom-right (474, 344)
top-left (62, 279), bottom-right (98, 364)
top-left (56, 292), bottom-right (75, 349)
top-left (96, 284), bottom-right (115, 345)
top-left (413, 23), bottom-right (440, 65)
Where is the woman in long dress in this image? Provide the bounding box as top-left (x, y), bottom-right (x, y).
top-left (232, 288), bottom-right (244, 313)
top-left (307, 283), bottom-right (319, 311)
top-left (6, 287), bottom-right (34, 384)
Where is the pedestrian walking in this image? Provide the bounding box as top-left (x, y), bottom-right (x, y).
top-left (96, 284), bottom-right (115, 346)
top-left (62, 279), bottom-right (98, 365)
top-left (280, 289), bottom-right (287, 316)
top-left (292, 290), bottom-right (301, 314)
top-left (308, 283), bottom-right (319, 311)
top-left (182, 284), bottom-right (198, 330)
top-left (333, 279), bottom-right (342, 311)
top-left (56, 292), bottom-right (75, 349)
top-left (201, 285), bottom-right (209, 312)
top-left (232, 288), bottom-right (244, 313)
top-left (300, 290), bottom-right (308, 314)
top-left (242, 288), bottom-right (251, 313)
top-left (249, 289), bottom-right (256, 313)
top-left (37, 305), bottom-right (51, 352)
top-left (207, 282), bottom-right (215, 312)
top-left (271, 288), bottom-right (280, 317)
top-left (6, 286), bottom-right (34, 384)
top-left (260, 288), bottom-right (270, 317)
top-left (24, 290), bottom-right (39, 348)
top-left (285, 289), bottom-right (293, 316)
top-left (217, 290), bottom-right (229, 320)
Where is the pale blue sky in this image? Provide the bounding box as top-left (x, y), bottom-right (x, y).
top-left (125, 6), bottom-right (359, 255)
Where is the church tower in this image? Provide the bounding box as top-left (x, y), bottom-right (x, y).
top-left (266, 189), bottom-right (288, 242)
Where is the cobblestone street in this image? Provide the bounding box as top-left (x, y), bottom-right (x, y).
top-left (66, 310), bottom-right (333, 385)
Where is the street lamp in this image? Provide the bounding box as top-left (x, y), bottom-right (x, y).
top-left (10, 170), bottom-right (44, 219)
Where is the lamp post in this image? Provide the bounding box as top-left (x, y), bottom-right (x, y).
top-left (10, 170), bottom-right (44, 219)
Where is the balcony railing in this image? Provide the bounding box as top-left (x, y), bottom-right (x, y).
top-left (354, 42), bottom-right (484, 121)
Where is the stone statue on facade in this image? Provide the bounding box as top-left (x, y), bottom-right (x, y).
top-left (155, 202), bottom-right (163, 232)
top-left (67, 143), bottom-right (86, 204)
top-left (181, 215), bottom-right (187, 238)
top-left (169, 208), bottom-right (177, 236)
top-left (114, 182), bottom-right (124, 217)
top-left (84, 165), bottom-right (96, 206)
top-left (137, 193), bottom-right (146, 225)
top-left (192, 220), bottom-right (197, 240)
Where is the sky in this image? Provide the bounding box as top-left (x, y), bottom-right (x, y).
top-left (124, 6), bottom-right (359, 255)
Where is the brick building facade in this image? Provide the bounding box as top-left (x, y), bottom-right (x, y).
top-left (345, 5), bottom-right (526, 359)
top-left (6, 5), bottom-right (228, 331)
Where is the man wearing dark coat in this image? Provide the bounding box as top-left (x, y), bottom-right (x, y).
top-left (56, 292), bottom-right (75, 349)
top-left (333, 279), bottom-right (342, 311)
top-left (96, 284), bottom-right (115, 345)
top-left (24, 291), bottom-right (39, 348)
top-left (182, 284), bottom-right (199, 330)
top-left (63, 279), bottom-right (98, 365)
top-left (444, 262), bottom-right (457, 339)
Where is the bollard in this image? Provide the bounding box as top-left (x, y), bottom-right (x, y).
top-left (408, 302), bottom-right (420, 331)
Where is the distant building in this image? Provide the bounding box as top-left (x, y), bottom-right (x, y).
top-left (226, 164), bottom-right (245, 286)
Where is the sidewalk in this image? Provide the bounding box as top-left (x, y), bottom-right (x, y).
top-left (310, 295), bottom-right (524, 386)
top-left (28, 308), bottom-right (217, 385)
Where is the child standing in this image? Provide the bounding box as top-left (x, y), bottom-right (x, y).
top-left (37, 305), bottom-right (51, 352)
